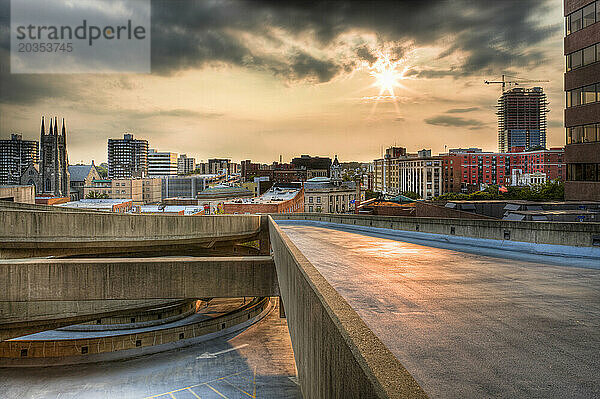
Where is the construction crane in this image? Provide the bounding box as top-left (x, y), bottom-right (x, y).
top-left (484, 74), bottom-right (549, 93)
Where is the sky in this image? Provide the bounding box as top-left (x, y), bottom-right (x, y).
top-left (0, 0), bottom-right (566, 164)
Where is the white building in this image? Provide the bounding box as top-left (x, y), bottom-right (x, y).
top-left (511, 169), bottom-right (547, 186)
top-left (374, 148), bottom-right (443, 199)
top-left (304, 155), bottom-right (363, 213)
top-left (148, 149), bottom-right (178, 176)
top-left (177, 154), bottom-right (196, 175)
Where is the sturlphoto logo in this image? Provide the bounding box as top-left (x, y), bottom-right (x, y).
top-left (10, 0), bottom-right (150, 73)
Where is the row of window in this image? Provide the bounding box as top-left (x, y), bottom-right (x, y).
top-left (567, 163), bottom-right (600, 181)
top-left (566, 123), bottom-right (600, 144)
top-left (566, 43), bottom-right (600, 71)
top-left (566, 83), bottom-right (600, 107)
top-left (566, 1), bottom-right (600, 35)
top-left (307, 194), bottom-right (355, 204)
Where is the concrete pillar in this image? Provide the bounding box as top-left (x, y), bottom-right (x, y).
top-left (279, 296), bottom-right (286, 318)
top-left (258, 215), bottom-right (271, 255)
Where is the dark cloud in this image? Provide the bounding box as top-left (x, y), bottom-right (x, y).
top-left (425, 115), bottom-right (487, 129)
top-left (149, 0), bottom-right (560, 81)
top-left (446, 107), bottom-right (480, 113)
top-left (0, 0), bottom-right (560, 106)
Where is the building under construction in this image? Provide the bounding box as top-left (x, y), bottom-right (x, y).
top-left (497, 87), bottom-right (548, 152)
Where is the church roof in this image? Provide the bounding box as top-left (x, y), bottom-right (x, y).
top-left (69, 165), bottom-right (93, 182)
top-left (332, 155), bottom-right (340, 166)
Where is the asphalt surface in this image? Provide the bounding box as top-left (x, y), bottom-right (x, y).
top-left (0, 301), bottom-right (301, 399)
top-left (278, 220), bottom-right (600, 399)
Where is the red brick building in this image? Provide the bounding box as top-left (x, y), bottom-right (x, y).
top-left (443, 148), bottom-right (565, 193)
top-left (223, 187), bottom-right (304, 214)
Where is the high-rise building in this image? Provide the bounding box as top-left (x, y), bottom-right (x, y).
top-left (497, 87), bottom-right (549, 152)
top-left (564, 0), bottom-right (600, 200)
top-left (148, 149), bottom-right (178, 176)
top-left (108, 133), bottom-right (149, 179)
top-left (0, 134), bottom-right (39, 186)
top-left (177, 154), bottom-right (196, 175)
top-left (39, 116), bottom-right (70, 197)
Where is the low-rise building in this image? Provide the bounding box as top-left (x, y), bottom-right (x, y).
top-left (69, 162), bottom-right (101, 200)
top-left (162, 175), bottom-right (210, 199)
top-left (223, 185), bottom-right (304, 214)
top-left (58, 198), bottom-right (133, 213)
top-left (84, 178), bottom-right (161, 205)
top-left (374, 148), bottom-right (443, 199)
top-left (442, 147), bottom-right (564, 193)
top-left (303, 156), bottom-right (364, 213)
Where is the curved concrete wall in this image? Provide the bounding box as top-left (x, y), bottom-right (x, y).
top-left (269, 217), bottom-right (428, 399)
top-left (0, 210), bottom-right (265, 258)
top-left (0, 297), bottom-right (271, 366)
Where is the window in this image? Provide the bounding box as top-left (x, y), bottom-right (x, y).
top-left (316, 196), bottom-right (321, 203)
top-left (584, 124), bottom-right (599, 142)
top-left (583, 3), bottom-right (596, 28)
top-left (572, 87), bottom-right (582, 106)
top-left (567, 124), bottom-right (599, 144)
top-left (308, 196), bottom-right (313, 203)
top-left (583, 84), bottom-right (597, 104)
top-left (567, 163), bottom-right (600, 181)
top-left (584, 45), bottom-right (596, 65)
top-left (309, 205), bottom-right (313, 212)
top-left (568, 8), bottom-right (583, 34)
top-left (568, 49), bottom-right (583, 70)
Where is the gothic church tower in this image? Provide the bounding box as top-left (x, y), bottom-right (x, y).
top-left (39, 116), bottom-right (70, 197)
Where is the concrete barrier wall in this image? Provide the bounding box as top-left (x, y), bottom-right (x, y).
top-left (0, 257), bottom-right (278, 302)
top-left (1, 210), bottom-right (261, 241)
top-left (0, 210), bottom-right (269, 258)
top-left (272, 213), bottom-right (600, 247)
top-left (0, 186), bottom-right (35, 204)
top-left (268, 217), bottom-right (428, 399)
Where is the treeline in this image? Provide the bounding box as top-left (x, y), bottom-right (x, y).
top-left (434, 181), bottom-right (564, 201)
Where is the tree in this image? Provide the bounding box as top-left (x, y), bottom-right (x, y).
top-left (96, 165), bottom-right (108, 178)
top-left (434, 181), bottom-right (564, 201)
top-left (86, 191), bottom-right (109, 199)
top-left (400, 191), bottom-right (420, 200)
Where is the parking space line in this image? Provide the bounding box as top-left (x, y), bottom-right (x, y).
top-left (222, 379), bottom-right (254, 398)
top-left (187, 387), bottom-right (201, 398)
top-left (206, 384), bottom-right (228, 398)
top-left (143, 371), bottom-right (244, 399)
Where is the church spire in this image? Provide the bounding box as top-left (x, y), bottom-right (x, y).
top-left (49, 117), bottom-right (53, 135)
top-left (62, 118), bottom-right (67, 147)
top-left (40, 116), bottom-right (45, 136)
top-left (54, 117), bottom-right (58, 135)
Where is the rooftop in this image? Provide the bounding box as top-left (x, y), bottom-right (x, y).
top-left (226, 187), bottom-right (301, 204)
top-left (58, 199), bottom-right (132, 210)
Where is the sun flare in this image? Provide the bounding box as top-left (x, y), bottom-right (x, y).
top-left (369, 53), bottom-right (408, 98)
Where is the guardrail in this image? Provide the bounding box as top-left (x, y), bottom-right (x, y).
top-left (272, 213), bottom-right (600, 248)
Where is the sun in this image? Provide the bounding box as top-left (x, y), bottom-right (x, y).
top-left (369, 53), bottom-right (407, 97)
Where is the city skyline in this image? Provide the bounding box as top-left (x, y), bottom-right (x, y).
top-left (0, 1), bottom-right (565, 164)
